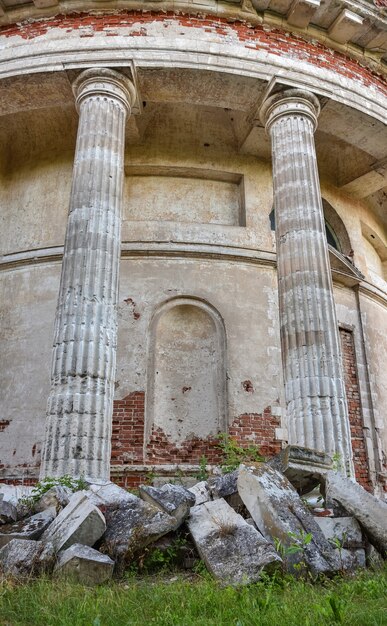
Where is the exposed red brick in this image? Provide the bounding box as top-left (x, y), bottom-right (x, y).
top-left (0, 420), bottom-right (10, 432)
top-left (340, 328), bottom-right (373, 492)
top-left (0, 13), bottom-right (385, 96)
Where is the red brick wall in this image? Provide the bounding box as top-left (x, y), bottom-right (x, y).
top-left (229, 408), bottom-right (281, 458)
top-left (0, 13), bottom-right (385, 97)
top-left (111, 392), bottom-right (281, 485)
top-left (340, 328), bottom-right (373, 491)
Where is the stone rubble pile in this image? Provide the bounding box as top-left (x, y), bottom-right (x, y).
top-left (0, 447), bottom-right (386, 585)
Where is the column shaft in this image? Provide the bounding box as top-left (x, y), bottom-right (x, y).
top-left (262, 90), bottom-right (354, 475)
top-left (41, 69), bottom-right (135, 482)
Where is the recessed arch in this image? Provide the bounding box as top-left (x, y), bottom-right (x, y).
top-left (145, 296), bottom-right (227, 457)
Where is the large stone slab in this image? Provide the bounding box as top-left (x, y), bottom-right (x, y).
top-left (0, 539), bottom-right (55, 579)
top-left (0, 508), bottom-right (56, 548)
top-left (34, 486), bottom-right (72, 513)
top-left (188, 481), bottom-right (211, 506)
top-left (0, 498), bottom-right (18, 524)
top-left (314, 517), bottom-right (364, 549)
top-left (0, 485), bottom-right (34, 507)
top-left (268, 446), bottom-right (332, 495)
top-left (324, 471), bottom-right (387, 556)
top-left (208, 470), bottom-right (238, 499)
top-left (54, 543), bottom-right (114, 585)
top-left (41, 492), bottom-right (106, 552)
top-left (188, 498), bottom-right (282, 585)
top-left (87, 483), bottom-right (137, 508)
top-left (237, 464), bottom-right (340, 575)
top-left (99, 497), bottom-right (177, 565)
top-left (139, 484), bottom-right (195, 526)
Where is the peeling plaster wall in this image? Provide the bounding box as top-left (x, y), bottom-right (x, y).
top-left (0, 264), bottom-right (59, 471)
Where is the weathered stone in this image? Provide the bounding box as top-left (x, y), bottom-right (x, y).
top-left (87, 483), bottom-right (137, 508)
top-left (40, 69), bottom-right (137, 483)
top-left (237, 464), bottom-right (340, 575)
top-left (99, 497), bottom-right (177, 564)
top-left (261, 90), bottom-right (354, 476)
top-left (34, 486), bottom-right (72, 513)
top-left (268, 446), bottom-right (332, 495)
top-left (0, 498), bottom-right (18, 524)
top-left (366, 543), bottom-right (385, 569)
top-left (188, 498), bottom-right (282, 585)
top-left (0, 539), bottom-right (55, 579)
top-left (340, 548), bottom-right (366, 570)
top-left (54, 543), bottom-right (114, 585)
top-left (208, 470), bottom-right (238, 499)
top-left (0, 485), bottom-right (34, 507)
top-left (188, 481), bottom-right (211, 506)
top-left (314, 516), bottom-right (364, 548)
top-left (139, 483), bottom-right (195, 525)
top-left (41, 492), bottom-right (106, 552)
top-left (324, 471), bottom-right (387, 555)
top-left (0, 508), bottom-right (56, 548)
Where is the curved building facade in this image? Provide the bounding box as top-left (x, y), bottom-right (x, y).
top-left (0, 0), bottom-right (386, 494)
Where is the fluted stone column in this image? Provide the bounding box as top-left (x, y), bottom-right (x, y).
top-left (41, 68), bottom-right (136, 483)
top-left (261, 89), bottom-right (354, 476)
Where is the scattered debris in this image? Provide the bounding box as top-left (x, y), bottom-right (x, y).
top-left (54, 543), bottom-right (114, 585)
top-left (0, 498), bottom-right (18, 525)
top-left (139, 483), bottom-right (195, 526)
top-left (1, 452), bottom-right (385, 585)
top-left (99, 496), bottom-right (177, 566)
top-left (0, 539), bottom-right (55, 579)
top-left (237, 464), bottom-right (341, 575)
top-left (0, 508), bottom-right (56, 548)
top-left (188, 498), bottom-right (282, 585)
top-left (41, 492), bottom-right (106, 552)
top-left (324, 471), bottom-right (387, 556)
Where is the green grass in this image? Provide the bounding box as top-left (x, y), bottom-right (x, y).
top-left (0, 567), bottom-right (386, 626)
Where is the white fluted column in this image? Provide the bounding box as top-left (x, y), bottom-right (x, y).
top-left (41, 68), bottom-right (136, 483)
top-left (261, 89), bottom-right (354, 476)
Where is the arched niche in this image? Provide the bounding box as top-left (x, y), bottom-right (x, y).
top-left (145, 297), bottom-right (227, 453)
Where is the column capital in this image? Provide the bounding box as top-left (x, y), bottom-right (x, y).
top-left (260, 88), bottom-right (320, 134)
top-left (72, 68), bottom-right (137, 115)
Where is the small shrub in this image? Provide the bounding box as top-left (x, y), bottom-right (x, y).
top-left (20, 475), bottom-right (87, 509)
top-left (217, 434), bottom-right (264, 473)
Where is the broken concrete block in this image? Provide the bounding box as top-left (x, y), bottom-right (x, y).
top-left (87, 483), bottom-right (137, 508)
top-left (188, 498), bottom-right (282, 585)
top-left (34, 486), bottom-right (72, 513)
top-left (0, 539), bottom-right (55, 579)
top-left (0, 498), bottom-right (18, 524)
top-left (54, 543), bottom-right (114, 585)
top-left (268, 446), bottom-right (332, 495)
top-left (188, 481), bottom-right (211, 506)
top-left (237, 464), bottom-right (340, 576)
top-left (99, 497), bottom-right (177, 564)
top-left (41, 492), bottom-right (106, 552)
top-left (340, 548), bottom-right (366, 570)
top-left (139, 483), bottom-right (195, 526)
top-left (208, 470), bottom-right (238, 499)
top-left (0, 485), bottom-right (34, 507)
top-left (0, 508), bottom-right (56, 548)
top-left (314, 516), bottom-right (364, 549)
top-left (324, 471), bottom-right (387, 556)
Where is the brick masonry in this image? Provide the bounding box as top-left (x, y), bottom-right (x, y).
top-left (110, 392), bottom-right (281, 486)
top-left (0, 13), bottom-right (385, 97)
top-left (110, 329), bottom-right (372, 490)
top-left (340, 327), bottom-right (373, 491)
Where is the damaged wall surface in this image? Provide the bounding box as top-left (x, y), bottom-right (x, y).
top-left (0, 0), bottom-right (386, 494)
